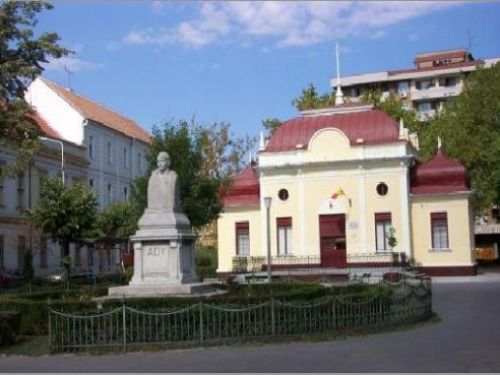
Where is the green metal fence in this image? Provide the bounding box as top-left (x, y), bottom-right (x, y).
top-left (49, 276), bottom-right (432, 353)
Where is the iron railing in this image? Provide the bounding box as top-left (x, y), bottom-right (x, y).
top-left (232, 252), bottom-right (409, 273)
top-left (49, 276), bottom-right (431, 353)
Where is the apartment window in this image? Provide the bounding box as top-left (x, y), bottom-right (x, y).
top-left (40, 236), bottom-right (48, 268)
top-left (88, 136), bottom-right (94, 159)
top-left (123, 186), bottom-right (128, 201)
top-left (107, 142), bottom-right (113, 164)
top-left (351, 87), bottom-right (361, 97)
top-left (397, 81), bottom-right (409, 94)
top-left (417, 102), bottom-right (432, 113)
top-left (89, 178), bottom-right (94, 188)
top-left (137, 152), bottom-right (142, 173)
top-left (123, 148), bottom-right (128, 169)
top-left (38, 170), bottom-right (48, 200)
top-left (17, 173), bottom-right (25, 209)
top-left (235, 222), bottom-right (250, 256)
top-left (416, 79), bottom-right (433, 90)
top-left (277, 217), bottom-right (292, 255)
top-left (107, 184), bottom-right (113, 206)
top-left (375, 213), bottom-right (392, 251)
top-left (17, 235), bottom-right (26, 270)
top-left (445, 77), bottom-right (458, 87)
top-left (431, 212), bottom-right (449, 249)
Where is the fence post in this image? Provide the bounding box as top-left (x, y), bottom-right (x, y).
top-left (122, 298), bottom-right (126, 352)
top-left (199, 303), bottom-right (204, 344)
top-left (271, 299), bottom-right (276, 336)
top-left (47, 298), bottom-right (52, 352)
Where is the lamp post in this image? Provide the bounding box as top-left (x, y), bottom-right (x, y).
top-left (264, 196), bottom-right (272, 283)
top-left (39, 136), bottom-right (65, 185)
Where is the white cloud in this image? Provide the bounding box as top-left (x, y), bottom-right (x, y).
top-left (44, 56), bottom-right (103, 73)
top-left (120, 1), bottom-right (460, 49)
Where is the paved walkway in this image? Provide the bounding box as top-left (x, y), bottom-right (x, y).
top-left (2, 278), bottom-right (500, 372)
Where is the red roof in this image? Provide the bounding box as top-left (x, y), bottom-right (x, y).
top-left (40, 78), bottom-right (151, 145)
top-left (32, 112), bottom-right (61, 139)
top-left (388, 60), bottom-right (482, 76)
top-left (263, 109), bottom-right (399, 153)
top-left (414, 50), bottom-right (469, 64)
top-left (410, 150), bottom-right (470, 195)
top-left (221, 166), bottom-right (260, 206)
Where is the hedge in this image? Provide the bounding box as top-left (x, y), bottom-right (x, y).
top-left (0, 311), bottom-right (21, 347)
top-left (0, 282), bottom-right (389, 336)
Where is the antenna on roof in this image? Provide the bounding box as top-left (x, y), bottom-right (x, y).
top-left (64, 65), bottom-right (73, 92)
top-left (467, 30), bottom-right (474, 55)
top-left (335, 41), bottom-right (344, 106)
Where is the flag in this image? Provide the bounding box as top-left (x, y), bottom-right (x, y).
top-left (331, 188), bottom-right (345, 200)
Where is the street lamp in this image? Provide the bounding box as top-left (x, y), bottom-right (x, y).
top-left (39, 136), bottom-right (65, 185)
top-left (264, 196), bottom-right (272, 283)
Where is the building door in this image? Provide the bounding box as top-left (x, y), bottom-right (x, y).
top-left (319, 214), bottom-right (347, 268)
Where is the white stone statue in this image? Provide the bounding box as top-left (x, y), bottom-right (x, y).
top-left (147, 151), bottom-right (181, 212)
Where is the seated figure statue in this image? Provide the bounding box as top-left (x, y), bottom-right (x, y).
top-left (147, 151), bottom-right (181, 212)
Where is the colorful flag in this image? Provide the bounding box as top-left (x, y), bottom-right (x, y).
top-left (331, 188), bottom-right (345, 200)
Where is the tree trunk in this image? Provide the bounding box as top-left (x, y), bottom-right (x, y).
top-left (62, 240), bottom-right (71, 281)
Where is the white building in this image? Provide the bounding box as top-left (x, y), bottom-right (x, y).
top-left (0, 77), bottom-right (151, 279)
top-left (332, 49), bottom-right (500, 120)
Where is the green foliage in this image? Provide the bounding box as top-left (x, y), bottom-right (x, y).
top-left (195, 245), bottom-right (217, 280)
top-left (387, 227), bottom-right (398, 249)
top-left (133, 119), bottom-right (255, 228)
top-left (428, 63), bottom-right (500, 212)
top-left (262, 118), bottom-right (283, 136)
top-left (0, 311), bottom-right (20, 347)
top-left (292, 83), bottom-right (335, 111)
top-left (98, 202), bottom-right (138, 245)
top-left (0, 1), bottom-right (70, 171)
top-left (30, 178), bottom-right (99, 276)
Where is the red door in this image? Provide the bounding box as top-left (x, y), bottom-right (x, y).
top-left (319, 214), bottom-right (347, 268)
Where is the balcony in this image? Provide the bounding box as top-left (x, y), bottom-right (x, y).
top-left (411, 84), bottom-right (462, 101)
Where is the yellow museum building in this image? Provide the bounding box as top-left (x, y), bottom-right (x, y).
top-left (217, 104), bottom-right (476, 277)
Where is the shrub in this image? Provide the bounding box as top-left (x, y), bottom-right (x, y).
top-left (195, 245), bottom-right (217, 280)
top-left (0, 311), bottom-right (20, 347)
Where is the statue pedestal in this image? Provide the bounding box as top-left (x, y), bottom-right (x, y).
top-left (108, 209), bottom-right (213, 297)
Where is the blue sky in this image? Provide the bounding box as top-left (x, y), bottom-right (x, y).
top-left (38, 1), bottom-right (500, 140)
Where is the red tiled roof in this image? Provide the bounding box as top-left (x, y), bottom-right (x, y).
top-left (221, 166), bottom-right (260, 206)
top-left (414, 50), bottom-right (468, 64)
top-left (410, 150), bottom-right (470, 195)
top-left (40, 78), bottom-right (151, 144)
top-left (263, 109), bottom-right (399, 153)
top-left (388, 60), bottom-right (482, 76)
top-left (32, 111), bottom-right (61, 139)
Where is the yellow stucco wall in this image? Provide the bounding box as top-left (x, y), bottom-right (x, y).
top-left (217, 206), bottom-right (261, 272)
top-left (410, 194), bottom-right (475, 267)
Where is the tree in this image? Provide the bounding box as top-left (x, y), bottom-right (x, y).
top-left (30, 178), bottom-right (98, 278)
top-left (262, 118), bottom-right (282, 136)
top-left (0, 1), bottom-right (70, 171)
top-left (291, 83), bottom-right (335, 111)
top-left (98, 202), bottom-right (139, 270)
top-left (198, 122), bottom-right (256, 179)
top-left (429, 63), bottom-right (500, 212)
